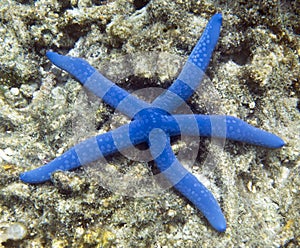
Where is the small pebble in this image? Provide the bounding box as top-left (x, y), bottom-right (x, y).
top-left (10, 87), bottom-right (19, 96)
top-left (0, 222), bottom-right (27, 243)
top-left (4, 148), bottom-right (15, 156)
top-left (249, 101), bottom-right (255, 109)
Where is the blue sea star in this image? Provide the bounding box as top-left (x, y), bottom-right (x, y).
top-left (20, 13), bottom-right (284, 232)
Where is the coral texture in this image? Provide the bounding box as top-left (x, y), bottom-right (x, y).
top-left (0, 0), bottom-right (299, 247)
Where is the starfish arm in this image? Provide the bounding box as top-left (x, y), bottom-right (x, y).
top-left (152, 13), bottom-right (222, 112)
top-left (20, 147), bottom-right (81, 184)
top-left (171, 115), bottom-right (285, 148)
top-left (148, 128), bottom-right (226, 232)
top-left (46, 51), bottom-right (150, 118)
top-left (20, 120), bottom-right (148, 183)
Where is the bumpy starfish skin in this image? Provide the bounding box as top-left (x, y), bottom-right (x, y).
top-left (20, 14), bottom-right (284, 232)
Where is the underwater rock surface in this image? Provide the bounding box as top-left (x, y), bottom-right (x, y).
top-left (0, 0), bottom-right (299, 247)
